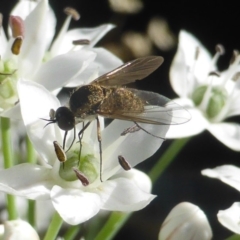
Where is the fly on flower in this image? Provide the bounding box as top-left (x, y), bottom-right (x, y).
top-left (43, 56), bottom-right (190, 181)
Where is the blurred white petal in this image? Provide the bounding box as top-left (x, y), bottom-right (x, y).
top-left (207, 123), bottom-right (240, 151)
top-left (217, 202), bottom-right (240, 234)
top-left (202, 165), bottom-right (240, 192)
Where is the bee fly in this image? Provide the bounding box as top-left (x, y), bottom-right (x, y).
top-left (43, 56), bottom-right (190, 182)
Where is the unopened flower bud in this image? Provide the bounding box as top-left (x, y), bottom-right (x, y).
top-left (1, 219), bottom-right (39, 240)
top-left (159, 202), bottom-right (212, 240)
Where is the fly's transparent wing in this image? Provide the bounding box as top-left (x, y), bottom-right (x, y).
top-left (97, 89), bottom-right (190, 125)
top-left (130, 89), bottom-right (191, 125)
top-left (93, 56), bottom-right (164, 86)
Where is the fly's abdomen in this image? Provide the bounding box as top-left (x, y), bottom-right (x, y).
top-left (99, 88), bottom-right (144, 114)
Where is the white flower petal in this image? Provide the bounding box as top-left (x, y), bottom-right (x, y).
top-left (0, 163), bottom-right (52, 200)
top-left (202, 165), bottom-right (240, 192)
top-left (99, 176), bottom-right (156, 211)
top-left (18, 80), bottom-right (60, 165)
top-left (33, 49), bottom-right (96, 91)
top-left (19, 0), bottom-right (56, 78)
top-left (217, 202), bottom-right (240, 234)
top-left (66, 48), bottom-right (123, 87)
top-left (226, 88), bottom-right (240, 118)
top-left (50, 16), bottom-right (72, 57)
top-left (52, 24), bottom-right (115, 56)
top-left (207, 123), bottom-right (240, 151)
top-left (10, 0), bottom-right (38, 21)
top-left (166, 107), bottom-right (208, 139)
top-left (101, 119), bottom-right (167, 176)
top-left (170, 30), bottom-right (212, 97)
top-left (115, 168), bottom-right (152, 193)
top-left (18, 79), bottom-right (59, 125)
top-left (51, 186), bottom-right (102, 225)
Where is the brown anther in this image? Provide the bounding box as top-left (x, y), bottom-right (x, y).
top-left (73, 168), bottom-right (89, 186)
top-left (118, 155), bottom-right (131, 171)
top-left (11, 36), bottom-right (23, 55)
top-left (64, 7), bottom-right (80, 21)
top-left (215, 44), bottom-right (225, 55)
top-left (9, 16), bottom-right (25, 38)
top-left (53, 141), bottom-right (67, 163)
top-left (194, 46), bottom-right (200, 60)
top-left (72, 39), bottom-right (90, 45)
top-left (232, 72), bottom-right (240, 81)
top-left (230, 50), bottom-right (239, 65)
top-left (208, 71), bottom-right (220, 77)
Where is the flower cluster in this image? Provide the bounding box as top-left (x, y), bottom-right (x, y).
top-left (0, 0), bottom-right (171, 229)
top-left (1, 0), bottom-right (240, 239)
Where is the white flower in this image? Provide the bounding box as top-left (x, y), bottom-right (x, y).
top-left (202, 165), bottom-right (240, 234)
top-left (0, 80), bottom-right (170, 225)
top-left (166, 30), bottom-right (240, 151)
top-left (159, 202), bottom-right (212, 240)
top-left (0, 0), bottom-right (122, 116)
top-left (0, 219), bottom-right (39, 240)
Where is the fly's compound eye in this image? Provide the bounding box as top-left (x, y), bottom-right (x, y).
top-left (55, 107), bottom-right (75, 131)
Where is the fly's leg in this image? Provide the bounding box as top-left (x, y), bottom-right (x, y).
top-left (96, 117), bottom-right (103, 182)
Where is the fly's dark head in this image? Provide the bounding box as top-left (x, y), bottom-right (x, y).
top-left (42, 107), bottom-right (75, 131)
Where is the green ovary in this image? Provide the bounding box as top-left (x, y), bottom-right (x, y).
top-left (192, 85), bottom-right (227, 119)
top-left (59, 148), bottom-right (98, 183)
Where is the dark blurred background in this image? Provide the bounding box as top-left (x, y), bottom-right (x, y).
top-left (1, 1), bottom-right (240, 239)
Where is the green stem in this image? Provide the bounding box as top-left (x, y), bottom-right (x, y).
top-left (94, 212), bottom-right (130, 240)
top-left (64, 225), bottom-right (80, 240)
top-left (95, 138), bottom-right (190, 240)
top-left (28, 200), bottom-right (35, 227)
top-left (226, 234), bottom-right (240, 240)
top-left (0, 117), bottom-right (18, 220)
top-left (148, 138), bottom-right (190, 183)
top-left (26, 136), bottom-right (36, 226)
top-left (43, 212), bottom-right (63, 240)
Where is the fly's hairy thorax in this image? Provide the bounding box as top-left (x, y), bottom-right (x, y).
top-left (99, 87), bottom-right (145, 114)
top-left (69, 84), bottom-right (106, 118)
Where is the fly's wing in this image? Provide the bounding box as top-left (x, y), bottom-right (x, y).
top-left (97, 89), bottom-right (191, 125)
top-left (93, 56), bottom-right (164, 87)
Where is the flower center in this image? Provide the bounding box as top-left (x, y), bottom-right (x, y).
top-left (59, 143), bottom-right (98, 183)
top-left (192, 84), bottom-right (227, 119)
